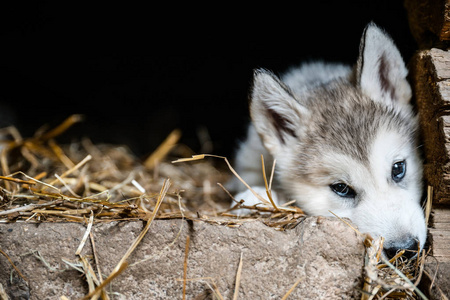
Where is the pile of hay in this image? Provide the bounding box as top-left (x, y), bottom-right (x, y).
top-left (0, 115), bottom-right (429, 299)
top-left (0, 115), bottom-right (303, 226)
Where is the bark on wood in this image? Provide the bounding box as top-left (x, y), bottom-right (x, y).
top-left (412, 48), bottom-right (450, 205)
top-left (405, 0), bottom-right (450, 48)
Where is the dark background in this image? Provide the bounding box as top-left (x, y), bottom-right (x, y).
top-left (0, 1), bottom-right (416, 159)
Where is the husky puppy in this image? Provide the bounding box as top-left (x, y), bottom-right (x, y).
top-left (230, 23), bottom-right (426, 258)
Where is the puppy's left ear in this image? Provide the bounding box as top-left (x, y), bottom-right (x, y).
top-left (250, 69), bottom-right (308, 155)
top-left (356, 22), bottom-right (412, 105)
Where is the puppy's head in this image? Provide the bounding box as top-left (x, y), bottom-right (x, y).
top-left (250, 23), bottom-right (426, 257)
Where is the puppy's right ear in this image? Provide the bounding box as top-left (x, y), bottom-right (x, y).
top-left (250, 69), bottom-right (308, 154)
top-left (355, 22), bottom-right (412, 106)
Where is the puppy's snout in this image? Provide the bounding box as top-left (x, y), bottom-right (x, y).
top-left (384, 238), bottom-right (419, 260)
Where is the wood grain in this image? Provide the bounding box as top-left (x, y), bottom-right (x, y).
top-left (412, 48), bottom-right (450, 205)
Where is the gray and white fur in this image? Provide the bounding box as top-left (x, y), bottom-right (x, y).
top-left (230, 23), bottom-right (426, 257)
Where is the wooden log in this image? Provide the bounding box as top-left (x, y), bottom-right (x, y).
top-left (406, 4), bottom-right (450, 294)
top-left (429, 208), bottom-right (450, 262)
top-left (412, 48), bottom-right (450, 205)
top-left (423, 208), bottom-right (450, 300)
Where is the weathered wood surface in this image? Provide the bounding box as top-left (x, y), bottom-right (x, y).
top-left (405, 0), bottom-right (450, 47)
top-left (412, 48), bottom-right (450, 205)
top-left (422, 207), bottom-right (450, 299)
top-left (411, 48), bottom-right (450, 298)
top-left (429, 207), bottom-right (450, 261)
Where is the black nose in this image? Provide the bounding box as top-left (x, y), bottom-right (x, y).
top-left (384, 239), bottom-right (419, 260)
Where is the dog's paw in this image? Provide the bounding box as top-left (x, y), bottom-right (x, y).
top-left (231, 186), bottom-right (278, 216)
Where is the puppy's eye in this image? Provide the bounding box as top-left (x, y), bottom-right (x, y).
top-left (330, 183), bottom-right (356, 198)
top-left (392, 160), bottom-right (406, 183)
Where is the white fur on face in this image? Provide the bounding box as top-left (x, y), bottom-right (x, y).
top-left (350, 128), bottom-right (426, 249)
top-left (289, 127), bottom-right (426, 250)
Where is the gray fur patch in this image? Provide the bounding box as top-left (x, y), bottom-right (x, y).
top-left (291, 80), bottom-right (417, 180)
